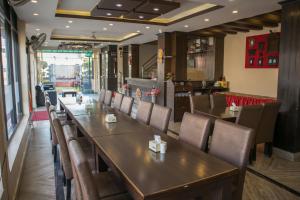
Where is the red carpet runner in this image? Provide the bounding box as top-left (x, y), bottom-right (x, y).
top-left (31, 111), bottom-right (49, 121)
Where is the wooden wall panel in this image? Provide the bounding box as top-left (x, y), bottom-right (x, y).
top-left (275, 0), bottom-right (300, 153)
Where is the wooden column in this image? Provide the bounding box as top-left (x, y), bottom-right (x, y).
top-left (128, 44), bottom-right (139, 78)
top-left (157, 32), bottom-right (187, 105)
top-left (275, 0), bottom-right (300, 154)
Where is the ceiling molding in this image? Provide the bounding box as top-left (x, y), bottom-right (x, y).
top-left (55, 4), bottom-right (223, 26)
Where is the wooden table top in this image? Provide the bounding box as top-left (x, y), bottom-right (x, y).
top-left (59, 96), bottom-right (239, 199)
top-left (94, 131), bottom-right (238, 199)
top-left (195, 107), bottom-right (239, 122)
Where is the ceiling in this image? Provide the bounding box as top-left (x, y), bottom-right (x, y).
top-left (14, 0), bottom-right (282, 48)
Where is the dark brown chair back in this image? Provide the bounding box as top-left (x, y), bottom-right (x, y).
top-left (255, 102), bottom-right (281, 144)
top-left (189, 94), bottom-right (210, 114)
top-left (68, 140), bottom-right (99, 200)
top-left (113, 93), bottom-right (123, 110)
top-left (209, 120), bottom-right (254, 200)
top-left (136, 101), bottom-right (153, 125)
top-left (149, 104), bottom-right (171, 133)
top-left (235, 105), bottom-right (263, 135)
top-left (99, 89), bottom-right (106, 103)
top-left (120, 96), bottom-right (134, 115)
top-left (104, 90), bottom-right (112, 106)
top-left (210, 94), bottom-right (227, 109)
top-left (179, 112), bottom-right (211, 151)
top-left (53, 117), bottom-right (73, 179)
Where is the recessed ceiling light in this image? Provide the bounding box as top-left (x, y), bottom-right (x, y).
top-left (109, 23), bottom-right (114, 26)
top-left (184, 25), bottom-right (189, 28)
top-left (232, 10), bottom-right (238, 14)
top-left (158, 29), bottom-right (162, 33)
top-left (103, 27), bottom-right (107, 31)
top-left (116, 3), bottom-right (122, 7)
top-left (68, 20), bottom-right (73, 23)
top-left (204, 18), bottom-right (210, 22)
top-left (31, 0), bottom-right (38, 3)
top-left (153, 8), bottom-right (159, 11)
top-left (145, 26), bottom-right (150, 29)
top-left (139, 15), bottom-right (144, 19)
top-left (229, 0), bottom-right (235, 2)
top-left (36, 28), bottom-right (40, 31)
top-left (137, 30), bottom-right (141, 33)
top-left (106, 13), bottom-right (112, 16)
top-left (65, 25), bottom-right (70, 28)
top-left (33, 13), bottom-right (39, 16)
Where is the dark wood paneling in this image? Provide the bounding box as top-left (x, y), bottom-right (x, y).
top-left (215, 36), bottom-right (225, 81)
top-left (171, 32), bottom-right (187, 80)
top-left (129, 44), bottom-right (139, 78)
top-left (275, 0), bottom-right (300, 153)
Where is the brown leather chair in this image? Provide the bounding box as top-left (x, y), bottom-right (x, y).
top-left (53, 117), bottom-right (74, 200)
top-left (235, 105), bottom-right (263, 161)
top-left (255, 102), bottom-right (281, 157)
top-left (113, 93), bottom-right (123, 110)
top-left (179, 112), bottom-right (211, 151)
top-left (68, 140), bottom-right (131, 200)
top-left (149, 104), bottom-right (171, 133)
top-left (209, 120), bottom-right (254, 200)
top-left (49, 111), bottom-right (59, 161)
top-left (104, 90), bottom-right (113, 106)
top-left (210, 94), bottom-right (227, 109)
top-left (99, 89), bottom-right (106, 103)
top-left (136, 101), bottom-right (153, 125)
top-left (120, 96), bottom-right (134, 115)
top-left (189, 94), bottom-right (211, 114)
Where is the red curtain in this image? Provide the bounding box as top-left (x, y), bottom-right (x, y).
top-left (225, 94), bottom-right (276, 106)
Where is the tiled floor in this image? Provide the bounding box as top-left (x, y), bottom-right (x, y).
top-left (16, 119), bottom-right (300, 200)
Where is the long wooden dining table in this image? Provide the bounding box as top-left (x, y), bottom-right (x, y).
top-left (59, 97), bottom-right (239, 200)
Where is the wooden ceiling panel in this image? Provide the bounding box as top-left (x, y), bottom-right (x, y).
top-left (135, 0), bottom-right (180, 15)
top-left (96, 0), bottom-right (143, 11)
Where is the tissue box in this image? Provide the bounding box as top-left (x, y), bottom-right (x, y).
top-left (149, 140), bottom-right (160, 152)
top-left (229, 106), bottom-right (239, 112)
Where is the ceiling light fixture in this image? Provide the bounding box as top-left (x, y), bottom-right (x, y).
top-left (106, 13), bottom-right (112, 16)
top-left (65, 25), bottom-right (70, 28)
top-left (68, 20), bottom-right (73, 23)
top-left (33, 13), bottom-right (39, 16)
top-left (153, 8), bottom-right (159, 11)
top-left (139, 15), bottom-right (144, 19)
top-left (137, 30), bottom-right (141, 33)
top-left (103, 27), bottom-right (108, 31)
top-left (36, 28), bottom-right (40, 31)
top-left (184, 25), bottom-right (189, 28)
top-left (145, 26), bottom-right (150, 29)
top-left (116, 3), bottom-right (122, 7)
top-left (31, 0), bottom-right (38, 3)
top-left (232, 10), bottom-right (238, 14)
top-left (109, 23), bottom-right (114, 26)
top-left (158, 29), bottom-right (162, 33)
top-left (204, 18), bottom-right (210, 22)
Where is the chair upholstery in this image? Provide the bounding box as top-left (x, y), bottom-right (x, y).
top-left (99, 89), bottom-right (106, 103)
top-left (235, 105), bottom-right (263, 135)
top-left (104, 90), bottom-right (113, 106)
top-left (210, 94), bottom-right (227, 109)
top-left (120, 96), bottom-right (134, 115)
top-left (209, 120), bottom-right (254, 200)
top-left (255, 102), bottom-right (281, 144)
top-left (68, 140), bottom-right (129, 200)
top-left (63, 124), bottom-right (76, 143)
top-left (50, 112), bottom-right (59, 145)
top-left (113, 93), bottom-right (123, 110)
top-left (189, 94), bottom-right (211, 114)
top-left (136, 101), bottom-right (153, 125)
top-left (52, 118), bottom-right (73, 180)
top-left (179, 112), bottom-right (211, 151)
top-left (149, 104), bottom-right (171, 133)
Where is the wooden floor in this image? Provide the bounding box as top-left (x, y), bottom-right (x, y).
top-left (16, 120), bottom-right (300, 200)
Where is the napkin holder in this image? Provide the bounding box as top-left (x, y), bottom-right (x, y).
top-left (229, 103), bottom-right (239, 112)
top-left (149, 140), bottom-right (160, 152)
top-left (105, 114), bottom-right (117, 123)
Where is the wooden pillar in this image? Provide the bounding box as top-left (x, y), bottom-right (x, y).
top-left (275, 0), bottom-right (300, 155)
top-left (128, 44), bottom-right (139, 78)
top-left (157, 32), bottom-right (187, 105)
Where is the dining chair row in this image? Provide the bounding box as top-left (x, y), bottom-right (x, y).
top-left (189, 93), bottom-right (227, 114)
top-left (178, 112), bottom-right (254, 200)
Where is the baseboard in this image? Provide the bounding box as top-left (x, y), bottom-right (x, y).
top-left (273, 147), bottom-right (300, 161)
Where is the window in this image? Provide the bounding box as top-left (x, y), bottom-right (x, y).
top-left (0, 6), bottom-right (23, 140)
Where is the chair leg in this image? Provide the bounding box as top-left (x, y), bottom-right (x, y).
top-left (264, 142), bottom-right (273, 157)
top-left (252, 144), bottom-right (257, 161)
top-left (66, 179), bottom-right (71, 200)
top-left (53, 145), bottom-right (57, 162)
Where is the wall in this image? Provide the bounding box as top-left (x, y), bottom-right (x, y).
top-left (224, 26), bottom-right (280, 98)
top-left (139, 43), bottom-right (157, 77)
